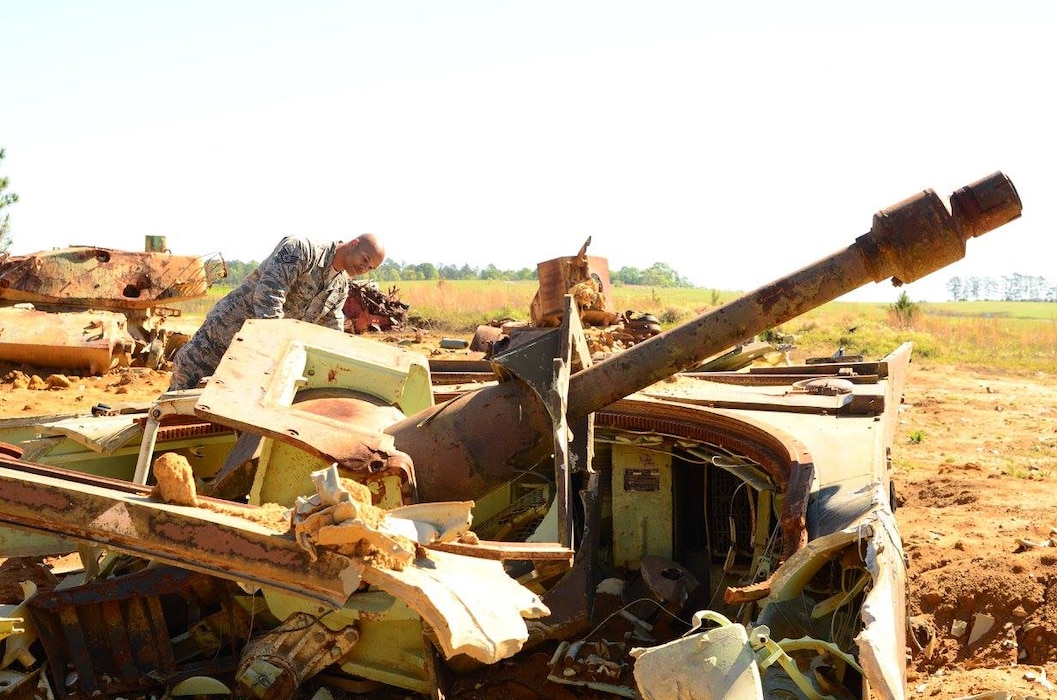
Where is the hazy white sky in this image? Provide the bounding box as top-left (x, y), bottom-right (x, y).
top-left (3, 1), bottom-right (1053, 302)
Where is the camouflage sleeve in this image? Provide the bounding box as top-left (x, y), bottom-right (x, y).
top-left (324, 294), bottom-right (346, 331)
top-left (317, 276), bottom-right (349, 332)
top-left (250, 237), bottom-right (311, 319)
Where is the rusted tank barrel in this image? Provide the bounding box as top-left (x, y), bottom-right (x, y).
top-left (391, 172), bottom-right (1021, 502)
top-left (567, 171), bottom-right (1021, 419)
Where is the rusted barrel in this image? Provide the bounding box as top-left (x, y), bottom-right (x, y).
top-left (390, 172), bottom-right (1022, 502)
top-left (566, 171), bottom-right (1021, 418)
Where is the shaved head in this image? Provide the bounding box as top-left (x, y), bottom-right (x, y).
top-left (336, 233), bottom-right (385, 276)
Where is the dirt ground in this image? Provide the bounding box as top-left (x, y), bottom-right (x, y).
top-left (893, 360), bottom-right (1057, 699)
top-left (2, 342), bottom-right (1057, 698)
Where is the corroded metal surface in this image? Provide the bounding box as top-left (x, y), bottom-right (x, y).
top-left (567, 172), bottom-right (1021, 418)
top-left (27, 566), bottom-right (232, 699)
top-left (195, 319), bottom-right (429, 480)
top-left (0, 307), bottom-right (133, 374)
top-left (0, 246), bottom-right (224, 309)
top-left (0, 242), bottom-right (225, 372)
top-left (235, 612), bottom-right (360, 699)
top-left (390, 378), bottom-right (553, 502)
top-left (0, 458), bottom-right (360, 608)
top-left (0, 174), bottom-right (1021, 700)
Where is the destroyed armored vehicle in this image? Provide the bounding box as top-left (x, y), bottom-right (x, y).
top-left (0, 172), bottom-right (1022, 699)
top-left (469, 235), bottom-right (663, 359)
top-left (0, 236), bottom-right (226, 374)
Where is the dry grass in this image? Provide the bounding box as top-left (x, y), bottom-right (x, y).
top-left (398, 280), bottom-right (537, 330)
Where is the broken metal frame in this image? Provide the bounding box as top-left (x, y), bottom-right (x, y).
top-left (132, 390), bottom-right (203, 484)
top-left (0, 458), bottom-right (362, 608)
top-left (487, 295), bottom-right (604, 639)
top-left (0, 173), bottom-right (1025, 699)
top-left (27, 565), bottom-right (235, 700)
top-left (490, 294), bottom-right (593, 549)
top-left (0, 242), bottom-right (228, 373)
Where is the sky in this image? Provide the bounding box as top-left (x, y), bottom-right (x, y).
top-left (3, 1), bottom-right (1054, 302)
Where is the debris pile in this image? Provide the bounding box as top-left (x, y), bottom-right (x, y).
top-left (0, 172), bottom-right (1029, 698)
top-left (471, 237), bottom-right (663, 359)
top-left (0, 237), bottom-right (226, 374)
top-left (343, 281), bottom-right (409, 334)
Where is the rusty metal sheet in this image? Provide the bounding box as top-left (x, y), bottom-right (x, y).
top-left (195, 319), bottom-right (427, 477)
top-left (0, 246), bottom-right (222, 309)
top-left (0, 307), bottom-right (133, 374)
top-left (0, 458), bottom-right (362, 608)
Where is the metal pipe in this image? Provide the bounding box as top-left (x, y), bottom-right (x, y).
top-left (568, 172), bottom-right (1020, 418)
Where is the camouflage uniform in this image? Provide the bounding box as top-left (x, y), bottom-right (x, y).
top-left (169, 237), bottom-right (350, 390)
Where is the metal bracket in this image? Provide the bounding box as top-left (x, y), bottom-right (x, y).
top-left (490, 295), bottom-right (593, 548)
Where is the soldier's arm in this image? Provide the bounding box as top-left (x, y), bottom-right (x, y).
top-left (251, 237), bottom-right (310, 318)
top-left (324, 300), bottom-right (346, 331)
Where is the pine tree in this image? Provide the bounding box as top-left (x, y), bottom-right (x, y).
top-left (0, 148), bottom-right (18, 253)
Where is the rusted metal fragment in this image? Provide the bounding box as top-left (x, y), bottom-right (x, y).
top-left (26, 565), bottom-right (234, 699)
top-left (531, 236), bottom-right (618, 328)
top-left (0, 243), bottom-right (225, 373)
top-left (0, 458), bottom-right (362, 608)
top-left (342, 281), bottom-right (408, 334)
top-left (0, 307), bottom-right (134, 374)
top-left (360, 550), bottom-right (549, 664)
top-left (235, 612), bottom-right (360, 700)
top-left (0, 246), bottom-right (222, 309)
top-left (0, 668), bottom-right (44, 697)
top-left (629, 556), bottom-right (699, 615)
top-left (724, 578), bottom-right (774, 605)
top-left (427, 540), bottom-right (573, 562)
top-left (195, 319), bottom-right (427, 478)
top-left (547, 639), bottom-right (636, 696)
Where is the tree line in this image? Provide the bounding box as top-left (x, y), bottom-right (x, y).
top-left (218, 258), bottom-right (696, 288)
top-left (946, 274), bottom-right (1057, 302)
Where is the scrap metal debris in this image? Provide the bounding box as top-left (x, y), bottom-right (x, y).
top-left (472, 237), bottom-right (664, 359)
top-left (343, 281), bottom-right (409, 334)
top-left (0, 237), bottom-right (226, 373)
top-left (0, 172), bottom-right (1028, 698)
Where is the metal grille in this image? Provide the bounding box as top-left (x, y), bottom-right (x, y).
top-left (474, 482), bottom-right (552, 542)
top-left (707, 467), bottom-right (753, 560)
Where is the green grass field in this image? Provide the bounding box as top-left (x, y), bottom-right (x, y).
top-left (173, 281), bottom-right (1057, 373)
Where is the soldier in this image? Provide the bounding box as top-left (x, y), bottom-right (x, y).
top-left (168, 234), bottom-right (385, 391)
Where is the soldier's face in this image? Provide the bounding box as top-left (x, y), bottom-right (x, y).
top-left (346, 241), bottom-right (383, 276)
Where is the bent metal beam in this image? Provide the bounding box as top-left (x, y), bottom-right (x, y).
top-left (0, 458), bottom-right (362, 608)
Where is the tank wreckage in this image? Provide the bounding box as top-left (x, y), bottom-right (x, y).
top-left (0, 172), bottom-right (1023, 699)
top-left (0, 236), bottom-right (227, 374)
top-left (469, 235), bottom-right (663, 359)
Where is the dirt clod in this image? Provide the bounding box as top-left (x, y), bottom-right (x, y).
top-left (151, 451), bottom-right (199, 506)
